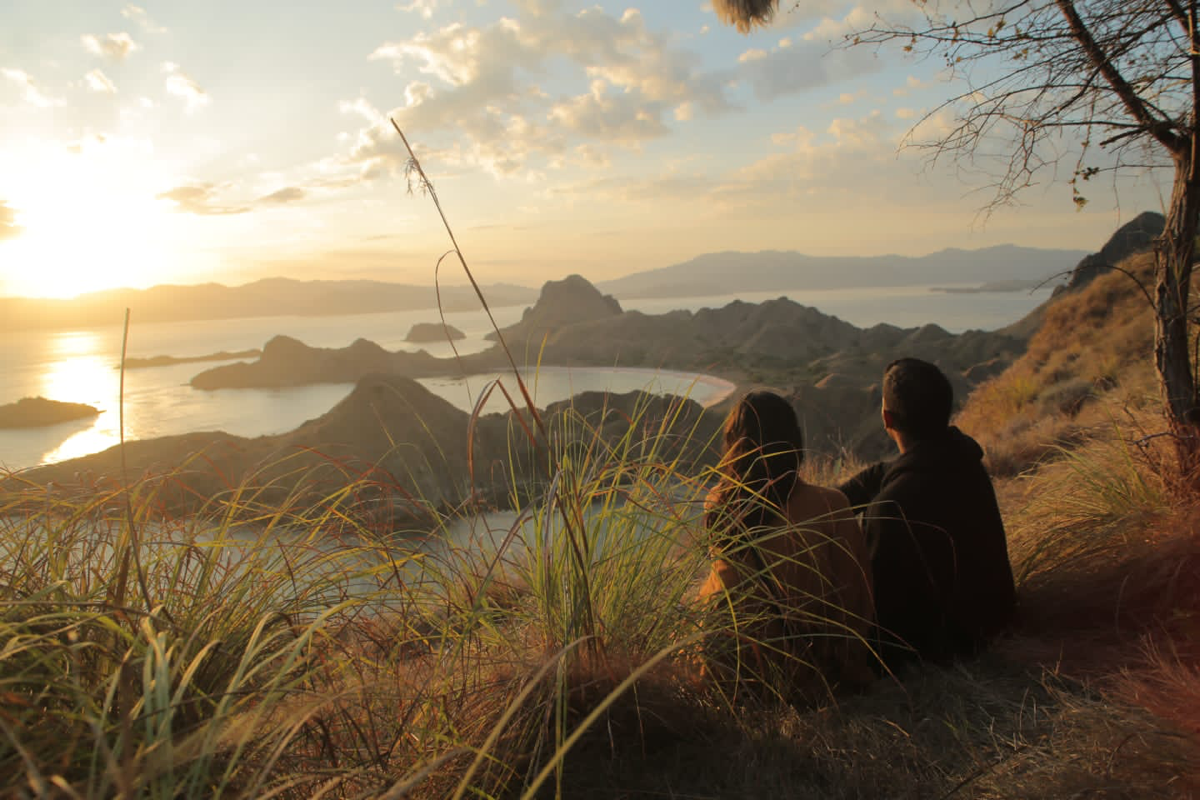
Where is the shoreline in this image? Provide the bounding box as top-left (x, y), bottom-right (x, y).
top-left (423, 364), bottom-right (738, 410)
top-left (1, 365), bottom-right (734, 472)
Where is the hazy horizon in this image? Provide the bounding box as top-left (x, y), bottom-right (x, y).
top-left (1, 239), bottom-right (1092, 301)
top-left (0, 0), bottom-right (1166, 300)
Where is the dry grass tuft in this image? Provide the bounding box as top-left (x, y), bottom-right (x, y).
top-left (958, 253), bottom-right (1160, 477)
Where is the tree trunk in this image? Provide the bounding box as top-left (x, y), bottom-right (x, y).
top-left (1154, 144), bottom-right (1200, 475)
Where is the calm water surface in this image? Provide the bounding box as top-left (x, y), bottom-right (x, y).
top-left (0, 285), bottom-right (1050, 471)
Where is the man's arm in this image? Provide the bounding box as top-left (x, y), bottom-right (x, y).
top-left (836, 462), bottom-right (887, 509)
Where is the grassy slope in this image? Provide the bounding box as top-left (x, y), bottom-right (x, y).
top-left (958, 252), bottom-right (1159, 476)
top-left (2, 249), bottom-right (1199, 798)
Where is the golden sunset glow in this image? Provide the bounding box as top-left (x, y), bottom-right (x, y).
top-left (0, 140), bottom-right (177, 298)
top-left (41, 332), bottom-right (116, 404)
top-left (0, 0), bottom-right (1161, 302)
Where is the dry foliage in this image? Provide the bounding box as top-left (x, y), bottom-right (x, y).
top-left (958, 253), bottom-right (1162, 476)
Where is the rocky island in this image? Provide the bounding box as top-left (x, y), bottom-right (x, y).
top-left (187, 271), bottom-right (1030, 456)
top-left (0, 397), bottom-right (100, 429)
top-left (189, 336), bottom-right (445, 390)
top-left (122, 349), bottom-right (261, 369)
top-left (405, 322), bottom-right (465, 342)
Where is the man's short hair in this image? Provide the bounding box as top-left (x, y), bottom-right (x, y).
top-left (883, 358), bottom-right (953, 440)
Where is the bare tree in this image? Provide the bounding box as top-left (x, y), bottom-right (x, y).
top-left (717, 0), bottom-right (1200, 474)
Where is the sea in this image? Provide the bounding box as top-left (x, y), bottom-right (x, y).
top-left (0, 283), bottom-right (1052, 472)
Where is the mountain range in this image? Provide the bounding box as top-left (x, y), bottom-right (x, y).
top-left (594, 245), bottom-right (1087, 299)
top-left (2, 244), bottom-right (1087, 330)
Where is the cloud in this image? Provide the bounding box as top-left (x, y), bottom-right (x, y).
top-left (257, 187), bottom-right (306, 205)
top-left (121, 5), bottom-right (167, 34)
top-left (703, 111), bottom-right (951, 212)
top-left (824, 89), bottom-right (872, 110)
top-left (802, 0), bottom-right (917, 43)
top-left (548, 172), bottom-right (714, 207)
top-left (397, 0), bottom-right (441, 19)
top-left (163, 64), bottom-right (209, 113)
top-left (1, 69), bottom-right (64, 108)
top-left (573, 144), bottom-right (610, 168)
top-left (350, 3), bottom-right (735, 179)
top-left (159, 182), bottom-right (315, 215)
top-left (339, 96), bottom-right (384, 124)
top-left (84, 69), bottom-right (117, 94)
top-left (548, 79), bottom-right (669, 144)
top-left (893, 75), bottom-right (926, 97)
top-left (0, 200), bottom-right (22, 241)
top-left (733, 36), bottom-right (880, 103)
top-left (711, 1), bottom-right (925, 104)
top-left (158, 184), bottom-right (249, 215)
top-left (81, 32), bottom-right (140, 61)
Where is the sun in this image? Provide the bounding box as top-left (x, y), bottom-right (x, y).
top-left (0, 138), bottom-right (180, 299)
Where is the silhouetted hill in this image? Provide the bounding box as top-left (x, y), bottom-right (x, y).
top-left (18, 375), bottom-right (717, 523)
top-left (487, 274), bottom-right (622, 343)
top-left (596, 244), bottom-right (1088, 299)
top-left (190, 335), bottom-right (445, 389)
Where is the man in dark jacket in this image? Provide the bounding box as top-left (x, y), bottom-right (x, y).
top-left (838, 358), bottom-right (1016, 668)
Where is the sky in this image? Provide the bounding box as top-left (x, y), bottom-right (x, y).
top-left (0, 0), bottom-right (1168, 298)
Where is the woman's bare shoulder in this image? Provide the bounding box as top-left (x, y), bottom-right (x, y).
top-left (787, 482), bottom-right (851, 521)
top-left (817, 485), bottom-right (853, 512)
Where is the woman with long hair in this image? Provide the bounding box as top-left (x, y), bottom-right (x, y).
top-left (699, 391), bottom-right (875, 702)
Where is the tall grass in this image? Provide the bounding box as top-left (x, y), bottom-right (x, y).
top-left (0, 472), bottom-right (365, 796)
top-left (0, 378), bottom-right (734, 797)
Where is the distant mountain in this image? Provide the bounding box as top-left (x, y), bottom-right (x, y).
top-left (0, 278), bottom-right (539, 331)
top-left (1, 243), bottom-right (1089, 331)
top-left (595, 245), bottom-right (1089, 300)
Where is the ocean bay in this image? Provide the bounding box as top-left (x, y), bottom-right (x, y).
top-left (0, 283), bottom-right (1050, 471)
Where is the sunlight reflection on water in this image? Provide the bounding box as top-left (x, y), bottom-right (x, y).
top-left (1, 285), bottom-right (1049, 471)
top-left (27, 332), bottom-right (122, 465)
top-left (41, 355), bottom-right (116, 408)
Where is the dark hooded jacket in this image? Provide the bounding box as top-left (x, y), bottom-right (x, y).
top-left (838, 426), bottom-right (1015, 666)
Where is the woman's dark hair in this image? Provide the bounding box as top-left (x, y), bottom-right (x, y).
top-left (706, 391), bottom-right (805, 540)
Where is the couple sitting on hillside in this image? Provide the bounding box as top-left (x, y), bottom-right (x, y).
top-left (699, 358), bottom-right (1017, 701)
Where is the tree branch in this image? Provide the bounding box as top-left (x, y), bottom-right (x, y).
top-left (1053, 0), bottom-right (1185, 152)
top-left (1165, 0), bottom-right (1192, 35)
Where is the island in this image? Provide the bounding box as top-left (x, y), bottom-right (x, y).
top-left (932, 279), bottom-right (1047, 294)
top-left (0, 397), bottom-right (100, 429)
top-left (405, 322), bottom-right (465, 343)
top-left (187, 273), bottom-right (1028, 459)
top-left (121, 349), bottom-right (262, 369)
